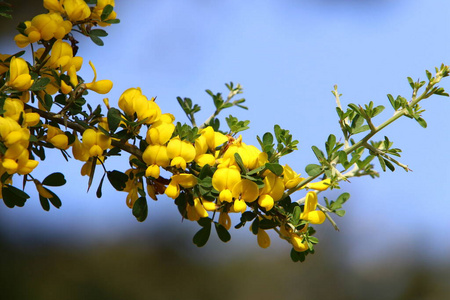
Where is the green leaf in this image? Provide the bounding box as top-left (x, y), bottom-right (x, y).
top-left (251, 218), bottom-right (260, 235)
top-left (47, 190), bottom-right (62, 209)
top-left (234, 153), bottom-right (247, 174)
top-left (90, 29), bottom-right (108, 37)
top-left (39, 195), bottom-right (50, 211)
top-left (29, 77), bottom-right (50, 91)
top-left (305, 164), bottom-right (322, 177)
top-left (265, 162), bottom-right (283, 176)
top-left (335, 210), bottom-right (346, 217)
top-left (193, 223), bottom-right (211, 247)
top-left (101, 4), bottom-right (114, 21)
top-left (311, 146), bottom-right (325, 161)
top-left (132, 197), bottom-right (148, 222)
top-left (107, 107), bottom-right (122, 132)
top-left (96, 173), bottom-right (106, 198)
top-left (416, 117), bottom-right (427, 128)
top-left (42, 172), bottom-right (66, 186)
top-left (107, 170), bottom-right (128, 191)
top-left (2, 185), bottom-right (29, 208)
top-left (214, 223), bottom-right (231, 243)
top-left (90, 34), bottom-right (104, 46)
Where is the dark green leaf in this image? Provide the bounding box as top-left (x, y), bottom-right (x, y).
top-left (193, 224), bottom-right (211, 247)
top-left (214, 222), bottom-right (231, 243)
top-left (107, 107), bottom-right (122, 132)
top-left (39, 195), bottom-right (50, 211)
top-left (42, 172), bottom-right (66, 186)
top-left (47, 190), bottom-right (62, 209)
top-left (132, 197), bottom-right (148, 222)
top-left (2, 185), bottom-right (29, 208)
top-left (96, 173), bottom-right (106, 198)
top-left (90, 35), bottom-right (104, 46)
top-left (101, 4), bottom-right (114, 21)
top-left (90, 29), bottom-right (108, 37)
top-left (107, 170), bottom-right (128, 191)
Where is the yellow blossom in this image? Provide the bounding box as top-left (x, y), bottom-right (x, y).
top-left (300, 192), bottom-right (325, 224)
top-left (212, 165), bottom-right (241, 203)
top-left (146, 113), bottom-right (175, 145)
top-left (82, 128), bottom-right (111, 157)
top-left (164, 174), bottom-right (198, 199)
top-left (283, 164), bottom-right (304, 189)
top-left (44, 125), bottom-right (69, 150)
top-left (84, 61), bottom-right (113, 94)
top-left (6, 57), bottom-right (34, 91)
top-left (258, 172), bottom-right (285, 211)
top-left (63, 0), bottom-right (91, 22)
top-left (142, 144), bottom-right (170, 179)
top-left (257, 229), bottom-right (271, 249)
top-left (307, 178), bottom-right (331, 191)
top-left (167, 137), bottom-right (196, 170)
top-left (91, 0), bottom-right (117, 26)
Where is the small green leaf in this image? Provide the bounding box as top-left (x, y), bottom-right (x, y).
top-left (47, 190), bottom-right (62, 209)
top-left (234, 153), bottom-right (247, 174)
top-left (214, 222), bottom-right (231, 243)
top-left (305, 164), bottom-right (322, 177)
top-left (39, 195), bottom-right (50, 211)
top-left (101, 4), bottom-right (114, 21)
top-left (107, 170), bottom-right (128, 191)
top-left (96, 173), bottom-right (106, 198)
top-left (2, 185), bottom-right (29, 208)
top-left (107, 107), bottom-right (122, 132)
top-left (265, 162), bottom-right (283, 176)
top-left (42, 172), bottom-right (66, 186)
top-left (335, 210), bottom-right (346, 217)
top-left (132, 197), bottom-right (148, 222)
top-left (90, 35), bottom-right (104, 46)
top-left (193, 223), bottom-right (211, 247)
top-left (90, 29), bottom-right (108, 37)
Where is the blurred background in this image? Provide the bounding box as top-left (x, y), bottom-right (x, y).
top-left (1, 0), bottom-right (450, 299)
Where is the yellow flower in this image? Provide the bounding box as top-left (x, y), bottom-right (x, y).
top-left (63, 0), bottom-right (91, 21)
top-left (167, 137), bottom-right (196, 170)
top-left (283, 164), bottom-right (304, 189)
top-left (82, 128), bottom-right (111, 157)
top-left (258, 172), bottom-right (285, 211)
top-left (48, 40), bottom-right (83, 72)
top-left (45, 125), bottom-right (69, 150)
top-left (164, 174), bottom-right (198, 199)
top-left (146, 113), bottom-right (175, 145)
top-left (14, 13), bottom-right (72, 48)
top-left (122, 168), bottom-right (142, 208)
top-left (72, 134), bottom-right (90, 161)
top-left (91, 0), bottom-right (117, 27)
top-left (307, 178), bottom-right (331, 191)
top-left (300, 192), bottom-right (325, 224)
top-left (186, 197), bottom-right (209, 221)
top-left (142, 144), bottom-right (170, 178)
top-left (6, 57), bottom-right (34, 91)
top-left (212, 165), bottom-right (241, 203)
top-left (257, 229), bottom-right (271, 249)
top-left (84, 61), bottom-right (113, 94)
top-left (222, 135), bottom-right (267, 170)
top-left (218, 212), bottom-right (231, 230)
top-left (231, 179), bottom-right (259, 213)
top-left (118, 87), bottom-right (161, 124)
top-left (0, 53), bottom-right (11, 74)
top-left (44, 0), bottom-right (65, 13)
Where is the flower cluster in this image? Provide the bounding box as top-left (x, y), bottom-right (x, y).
top-left (2, 0), bottom-right (448, 262)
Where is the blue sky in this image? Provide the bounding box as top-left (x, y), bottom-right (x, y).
top-left (1, 0), bottom-right (449, 266)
